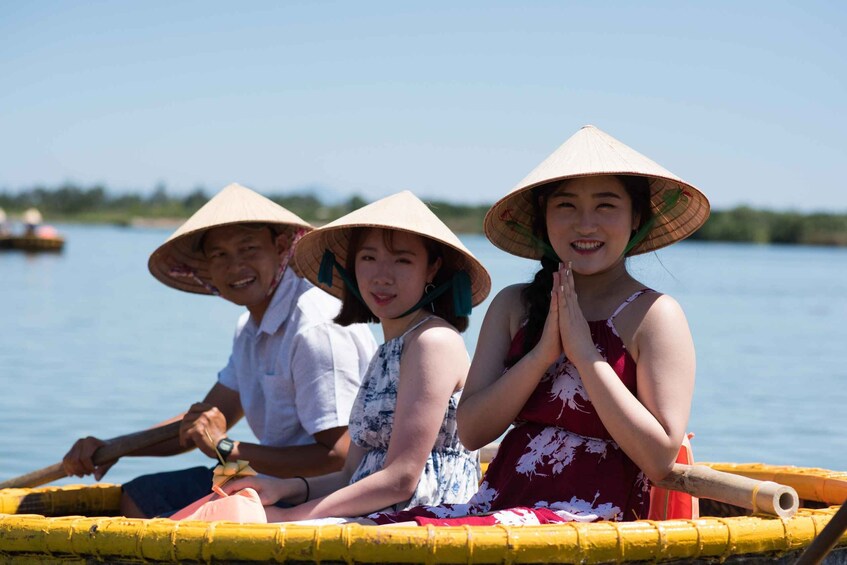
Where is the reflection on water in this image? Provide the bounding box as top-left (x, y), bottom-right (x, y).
top-left (1, 225), bottom-right (845, 486)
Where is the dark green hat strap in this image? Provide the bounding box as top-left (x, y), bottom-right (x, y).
top-left (396, 270), bottom-right (473, 318)
top-left (451, 270), bottom-right (473, 317)
top-left (623, 187), bottom-right (686, 256)
top-left (500, 210), bottom-right (561, 263)
top-left (317, 249), bottom-right (365, 304)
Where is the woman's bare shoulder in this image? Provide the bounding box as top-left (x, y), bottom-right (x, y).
top-left (617, 291), bottom-right (691, 353)
top-left (495, 282), bottom-right (528, 300)
top-left (638, 292), bottom-right (687, 323)
top-left (407, 316), bottom-right (466, 351)
top-left (481, 283), bottom-right (528, 337)
top-left (489, 283), bottom-right (527, 314)
top-left (403, 318), bottom-right (470, 390)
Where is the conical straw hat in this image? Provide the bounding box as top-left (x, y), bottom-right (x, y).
top-left (23, 208), bottom-right (43, 225)
top-left (294, 190), bottom-right (491, 306)
top-left (484, 125), bottom-right (710, 258)
top-left (148, 183), bottom-right (313, 294)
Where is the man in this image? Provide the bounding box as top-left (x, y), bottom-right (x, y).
top-left (62, 183), bottom-right (377, 518)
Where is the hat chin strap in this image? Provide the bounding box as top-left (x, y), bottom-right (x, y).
top-left (168, 227), bottom-right (307, 297)
top-left (265, 228), bottom-right (307, 297)
top-left (394, 271), bottom-right (471, 318)
top-left (500, 209), bottom-right (561, 263)
top-left (317, 250), bottom-right (473, 318)
top-left (168, 265), bottom-right (221, 295)
top-left (622, 187), bottom-right (686, 256)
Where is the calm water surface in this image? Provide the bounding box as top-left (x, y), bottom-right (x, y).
top-left (1, 224), bottom-right (845, 486)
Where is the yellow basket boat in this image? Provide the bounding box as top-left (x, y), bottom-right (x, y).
top-left (1, 462), bottom-right (845, 564)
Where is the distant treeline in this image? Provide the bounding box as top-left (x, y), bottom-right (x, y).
top-left (1, 184), bottom-right (846, 246)
top-left (689, 206), bottom-right (847, 246)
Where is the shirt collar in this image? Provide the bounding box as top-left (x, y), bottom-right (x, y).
top-left (253, 268), bottom-right (298, 336)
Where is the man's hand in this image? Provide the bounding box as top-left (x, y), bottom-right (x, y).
top-left (62, 436), bottom-right (116, 480)
top-left (180, 402), bottom-right (229, 460)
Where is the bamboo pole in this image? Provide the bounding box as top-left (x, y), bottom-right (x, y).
top-left (480, 445), bottom-right (799, 518)
top-left (653, 462), bottom-right (799, 518)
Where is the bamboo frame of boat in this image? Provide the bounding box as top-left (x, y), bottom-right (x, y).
top-left (0, 234), bottom-right (65, 252)
top-left (1, 462), bottom-right (845, 563)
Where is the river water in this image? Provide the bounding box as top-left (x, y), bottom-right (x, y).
top-left (1, 224), bottom-right (845, 486)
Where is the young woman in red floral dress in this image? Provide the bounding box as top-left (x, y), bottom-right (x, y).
top-left (370, 124), bottom-right (710, 525)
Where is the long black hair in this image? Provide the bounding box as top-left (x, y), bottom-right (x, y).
top-left (508, 175), bottom-right (652, 366)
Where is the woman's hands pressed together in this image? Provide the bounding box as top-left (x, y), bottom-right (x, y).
top-left (554, 261), bottom-right (601, 368)
top-left (529, 266), bottom-right (564, 368)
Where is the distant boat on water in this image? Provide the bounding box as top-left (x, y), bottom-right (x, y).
top-left (0, 207), bottom-right (65, 252)
top-left (0, 232), bottom-right (65, 252)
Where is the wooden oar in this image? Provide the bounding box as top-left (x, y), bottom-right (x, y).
top-left (795, 499), bottom-right (847, 565)
top-left (0, 421), bottom-right (182, 490)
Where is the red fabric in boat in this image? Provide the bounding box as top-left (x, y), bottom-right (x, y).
top-left (648, 437), bottom-right (697, 520)
top-left (415, 507), bottom-right (569, 526)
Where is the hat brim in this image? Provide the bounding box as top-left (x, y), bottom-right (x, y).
top-left (149, 221), bottom-right (311, 295)
top-left (484, 172), bottom-right (710, 259)
top-left (484, 125), bottom-right (710, 259)
top-left (147, 183), bottom-right (313, 294)
top-left (293, 192), bottom-right (491, 306)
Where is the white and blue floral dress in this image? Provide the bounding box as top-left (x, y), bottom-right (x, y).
top-left (348, 315), bottom-right (480, 512)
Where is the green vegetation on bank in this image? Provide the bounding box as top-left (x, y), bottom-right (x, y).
top-left (688, 206), bottom-right (847, 246)
top-left (1, 184), bottom-right (846, 246)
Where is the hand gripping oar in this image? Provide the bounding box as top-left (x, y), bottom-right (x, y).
top-left (0, 421), bottom-right (182, 489)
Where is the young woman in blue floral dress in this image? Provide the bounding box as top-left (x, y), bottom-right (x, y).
top-left (223, 191), bottom-right (491, 522)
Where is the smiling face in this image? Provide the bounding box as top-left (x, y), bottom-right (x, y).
top-left (203, 224), bottom-right (287, 321)
top-left (544, 176), bottom-right (637, 275)
top-left (354, 228), bottom-right (442, 328)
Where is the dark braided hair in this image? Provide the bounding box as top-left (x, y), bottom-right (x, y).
top-left (507, 175), bottom-right (652, 366)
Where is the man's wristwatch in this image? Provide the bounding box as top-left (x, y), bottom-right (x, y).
top-left (216, 437), bottom-right (235, 462)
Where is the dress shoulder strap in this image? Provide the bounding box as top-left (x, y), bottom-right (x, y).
top-left (399, 314), bottom-right (436, 340)
top-left (607, 289), bottom-right (656, 337)
top-left (609, 289), bottom-right (656, 322)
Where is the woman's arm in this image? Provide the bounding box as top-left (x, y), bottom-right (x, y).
top-left (223, 442), bottom-right (365, 508)
top-left (457, 284), bottom-right (563, 450)
top-left (267, 322), bottom-right (469, 521)
top-left (557, 268), bottom-right (695, 481)
top-left (620, 293), bottom-right (695, 479)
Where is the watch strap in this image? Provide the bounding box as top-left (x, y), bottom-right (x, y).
top-left (216, 437), bottom-right (235, 461)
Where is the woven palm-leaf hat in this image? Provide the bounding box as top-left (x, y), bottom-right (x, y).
top-left (294, 190), bottom-right (491, 308)
top-left (484, 125), bottom-right (710, 258)
top-left (148, 182), bottom-right (313, 294)
top-left (23, 208), bottom-right (43, 225)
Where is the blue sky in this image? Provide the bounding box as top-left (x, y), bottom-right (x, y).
top-left (1, 1), bottom-right (844, 211)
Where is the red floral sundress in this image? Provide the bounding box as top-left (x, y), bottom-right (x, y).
top-left (369, 290), bottom-right (653, 525)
